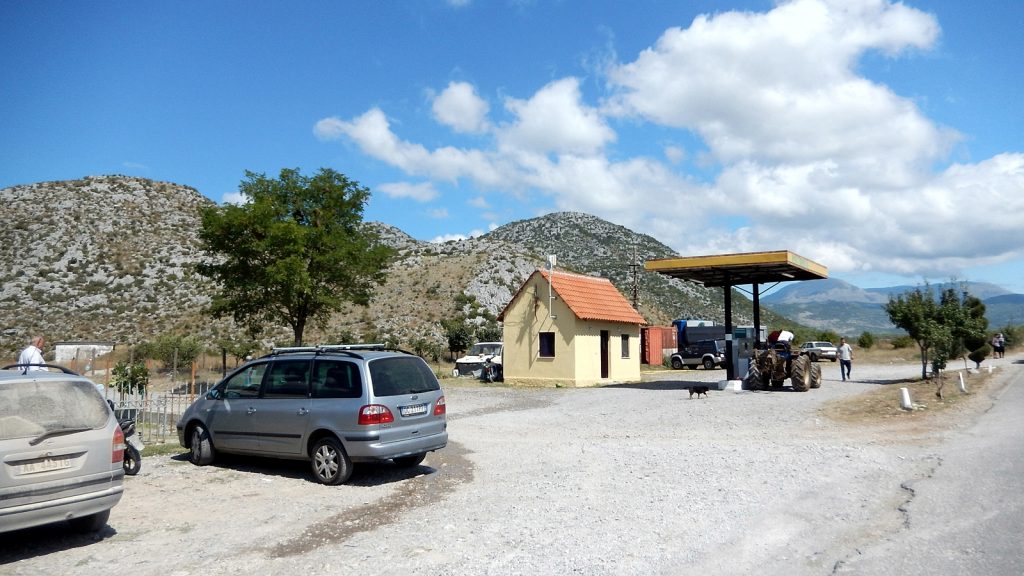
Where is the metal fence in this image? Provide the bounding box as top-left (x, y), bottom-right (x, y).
top-left (103, 380), bottom-right (217, 446)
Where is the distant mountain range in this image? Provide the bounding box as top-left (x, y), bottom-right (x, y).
top-left (762, 278), bottom-right (1024, 335)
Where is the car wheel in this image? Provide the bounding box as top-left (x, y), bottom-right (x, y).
top-left (189, 424), bottom-right (215, 466)
top-left (393, 452), bottom-right (427, 468)
top-left (671, 357), bottom-right (683, 370)
top-left (702, 357), bottom-right (715, 370)
top-left (311, 437), bottom-right (352, 485)
top-left (68, 509), bottom-right (110, 533)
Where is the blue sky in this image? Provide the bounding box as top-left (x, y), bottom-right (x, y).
top-left (3, 0), bottom-right (1022, 293)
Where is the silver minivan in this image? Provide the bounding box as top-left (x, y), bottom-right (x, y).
top-left (176, 346), bottom-right (447, 485)
top-left (0, 365), bottom-right (125, 534)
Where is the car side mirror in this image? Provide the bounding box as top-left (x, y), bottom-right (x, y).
top-left (206, 389), bottom-right (222, 400)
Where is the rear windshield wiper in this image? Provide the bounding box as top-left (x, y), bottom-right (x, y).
top-left (30, 427), bottom-right (92, 446)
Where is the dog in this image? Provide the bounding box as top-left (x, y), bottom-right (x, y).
top-left (689, 386), bottom-right (709, 399)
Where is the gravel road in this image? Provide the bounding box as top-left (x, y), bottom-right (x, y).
top-left (2, 355), bottom-right (1019, 576)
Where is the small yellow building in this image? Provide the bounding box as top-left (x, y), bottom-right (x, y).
top-left (497, 268), bottom-right (646, 387)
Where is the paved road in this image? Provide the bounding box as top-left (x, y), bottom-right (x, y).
top-left (840, 360), bottom-right (1024, 575)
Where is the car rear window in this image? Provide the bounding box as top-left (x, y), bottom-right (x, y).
top-left (0, 379), bottom-right (109, 440)
top-left (368, 357), bottom-right (441, 397)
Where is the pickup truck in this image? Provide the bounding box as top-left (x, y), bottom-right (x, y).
top-left (670, 339), bottom-right (726, 370)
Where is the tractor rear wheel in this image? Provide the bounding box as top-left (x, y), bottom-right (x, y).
top-left (791, 355), bottom-right (811, 392)
top-left (810, 363), bottom-right (822, 389)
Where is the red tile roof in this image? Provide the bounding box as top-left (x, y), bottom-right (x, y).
top-left (537, 269), bottom-right (645, 324)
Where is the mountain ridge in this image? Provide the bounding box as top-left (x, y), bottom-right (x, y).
top-left (2, 176), bottom-right (1019, 355)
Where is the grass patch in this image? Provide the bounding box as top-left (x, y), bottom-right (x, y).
top-left (142, 442), bottom-right (188, 458)
top-left (822, 368), bottom-right (995, 425)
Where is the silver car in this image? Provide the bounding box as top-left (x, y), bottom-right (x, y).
top-left (176, 345), bottom-right (448, 485)
top-left (0, 365), bottom-right (125, 534)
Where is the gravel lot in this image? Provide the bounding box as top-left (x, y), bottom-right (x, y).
top-left (2, 356), bottom-right (1018, 576)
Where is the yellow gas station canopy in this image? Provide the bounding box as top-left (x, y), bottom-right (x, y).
top-left (644, 250), bottom-right (828, 287)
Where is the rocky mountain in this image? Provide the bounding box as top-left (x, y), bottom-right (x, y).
top-left (0, 176), bottom-right (776, 357)
top-left (0, 176), bottom-right (219, 353)
top-left (763, 278), bottom-right (1024, 335)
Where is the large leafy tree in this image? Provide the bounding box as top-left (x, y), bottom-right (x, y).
top-left (198, 168), bottom-right (393, 345)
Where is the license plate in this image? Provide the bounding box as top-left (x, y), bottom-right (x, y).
top-left (400, 403), bottom-right (428, 417)
top-left (19, 457), bottom-right (71, 475)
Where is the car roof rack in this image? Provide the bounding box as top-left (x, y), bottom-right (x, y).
top-left (1, 363), bottom-right (80, 375)
top-left (263, 344), bottom-right (420, 361)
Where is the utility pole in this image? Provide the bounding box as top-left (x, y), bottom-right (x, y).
top-left (629, 244), bottom-right (640, 310)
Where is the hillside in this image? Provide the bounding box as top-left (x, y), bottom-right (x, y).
top-left (0, 176), bottom-right (219, 352)
top-left (1, 177), bottom-right (771, 357)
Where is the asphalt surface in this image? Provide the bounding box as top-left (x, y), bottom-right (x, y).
top-left (839, 360), bottom-right (1024, 575)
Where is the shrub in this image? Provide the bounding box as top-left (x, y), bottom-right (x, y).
top-left (857, 332), bottom-right (875, 349)
top-left (891, 335), bottom-right (914, 349)
top-left (968, 344), bottom-right (991, 368)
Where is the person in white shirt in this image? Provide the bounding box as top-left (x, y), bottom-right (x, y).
top-left (17, 336), bottom-right (46, 370)
top-left (837, 337), bottom-right (853, 381)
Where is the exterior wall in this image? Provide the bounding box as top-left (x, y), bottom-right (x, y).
top-left (571, 321), bottom-right (641, 386)
top-left (54, 341), bottom-right (116, 364)
top-left (502, 275), bottom-right (577, 386)
top-left (502, 274), bottom-right (641, 387)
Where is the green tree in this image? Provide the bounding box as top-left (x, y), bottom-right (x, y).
top-left (197, 168), bottom-right (393, 345)
top-left (140, 334), bottom-right (205, 377)
top-left (441, 317), bottom-right (473, 360)
top-left (476, 321), bottom-right (503, 343)
top-left (885, 285), bottom-right (940, 379)
top-left (110, 360), bottom-right (149, 397)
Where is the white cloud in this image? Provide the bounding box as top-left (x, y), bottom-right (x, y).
top-left (605, 0), bottom-right (952, 189)
top-left (432, 81), bottom-right (490, 134)
top-left (377, 181), bottom-right (439, 202)
top-left (317, 0), bottom-right (1024, 283)
top-left (428, 208), bottom-right (450, 219)
top-left (499, 78), bottom-right (616, 156)
top-left (221, 191), bottom-right (246, 205)
top-left (430, 228), bottom-right (486, 243)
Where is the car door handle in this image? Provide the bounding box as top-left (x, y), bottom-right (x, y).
top-left (297, 407), bottom-right (309, 416)
top-left (247, 407), bottom-right (256, 415)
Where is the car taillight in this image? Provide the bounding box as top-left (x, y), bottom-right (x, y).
top-left (358, 404), bottom-right (394, 425)
top-left (433, 395), bottom-right (446, 416)
top-left (112, 426), bottom-right (125, 464)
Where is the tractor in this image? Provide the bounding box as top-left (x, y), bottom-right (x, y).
top-left (745, 330), bottom-right (822, 392)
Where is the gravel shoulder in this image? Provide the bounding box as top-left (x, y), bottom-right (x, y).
top-left (2, 355), bottom-right (1019, 575)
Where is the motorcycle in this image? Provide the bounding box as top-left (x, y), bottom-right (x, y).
top-left (107, 399), bottom-right (142, 475)
top-left (119, 416), bottom-right (142, 476)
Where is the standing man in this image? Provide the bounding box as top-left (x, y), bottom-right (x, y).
top-left (837, 337), bottom-right (853, 381)
top-left (18, 336), bottom-right (46, 370)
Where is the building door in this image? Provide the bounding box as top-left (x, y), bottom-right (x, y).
top-left (600, 330), bottom-right (609, 379)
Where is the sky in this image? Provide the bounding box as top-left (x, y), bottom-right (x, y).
top-left (3, 0), bottom-right (1023, 293)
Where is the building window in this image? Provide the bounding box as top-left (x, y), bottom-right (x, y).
top-left (621, 334), bottom-right (630, 358)
top-left (539, 332), bottom-right (555, 358)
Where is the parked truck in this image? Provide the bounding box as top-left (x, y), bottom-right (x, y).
top-left (671, 319), bottom-right (726, 348)
top-left (745, 330), bottom-right (822, 391)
